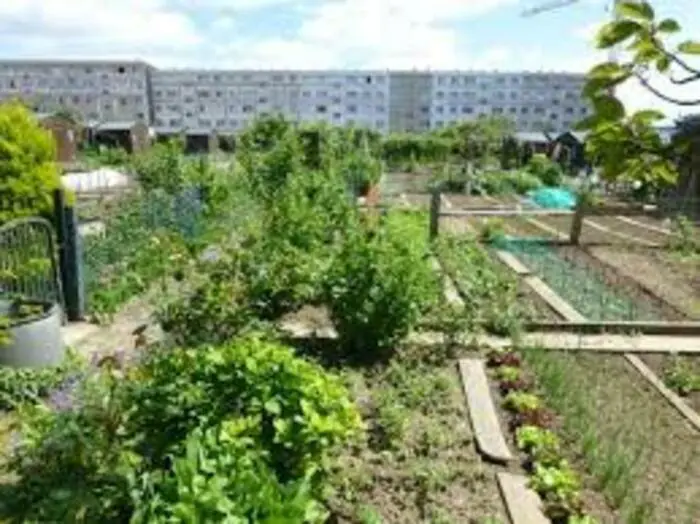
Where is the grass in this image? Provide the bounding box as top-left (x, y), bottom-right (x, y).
top-left (522, 348), bottom-right (700, 524)
top-left (327, 345), bottom-right (507, 524)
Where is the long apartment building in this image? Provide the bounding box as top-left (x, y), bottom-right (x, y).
top-left (0, 59), bottom-right (590, 134)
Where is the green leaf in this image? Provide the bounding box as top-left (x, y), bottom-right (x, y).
top-left (657, 18), bottom-right (681, 33)
top-left (574, 116), bottom-right (601, 131)
top-left (588, 61), bottom-right (631, 81)
top-left (615, 1), bottom-right (654, 22)
top-left (592, 94), bottom-right (626, 122)
top-left (678, 40), bottom-right (700, 55)
top-left (596, 20), bottom-right (644, 48)
top-left (656, 55), bottom-right (671, 72)
top-left (631, 109), bottom-right (665, 125)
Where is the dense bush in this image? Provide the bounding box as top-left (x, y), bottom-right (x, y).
top-left (526, 154), bottom-right (564, 187)
top-left (0, 101), bottom-right (63, 223)
top-left (478, 169), bottom-right (543, 195)
top-left (437, 235), bottom-right (524, 335)
top-left (323, 212), bottom-right (440, 362)
top-left (382, 133), bottom-right (452, 169)
top-left (2, 336), bottom-right (361, 522)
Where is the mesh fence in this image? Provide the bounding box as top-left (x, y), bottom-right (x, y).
top-left (494, 237), bottom-right (658, 321)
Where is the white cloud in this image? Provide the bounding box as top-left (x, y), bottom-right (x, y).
top-left (0, 0), bottom-right (201, 54)
top-left (1, 0), bottom-right (698, 122)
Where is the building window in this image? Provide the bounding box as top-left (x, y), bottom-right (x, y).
top-left (462, 106), bottom-right (473, 114)
top-left (436, 106), bottom-right (444, 114)
top-left (333, 112), bottom-right (342, 120)
top-left (117, 66), bottom-right (125, 74)
top-left (317, 105), bottom-right (327, 113)
top-left (450, 106), bottom-right (457, 114)
top-left (366, 76), bottom-right (372, 84)
top-left (347, 105), bottom-right (357, 113)
top-left (243, 105), bottom-right (253, 113)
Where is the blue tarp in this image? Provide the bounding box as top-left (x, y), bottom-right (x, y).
top-left (526, 187), bottom-right (577, 210)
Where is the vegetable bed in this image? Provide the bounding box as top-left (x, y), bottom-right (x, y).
top-left (498, 239), bottom-right (678, 321)
top-left (523, 349), bottom-right (700, 524)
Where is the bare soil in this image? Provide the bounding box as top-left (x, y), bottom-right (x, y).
top-left (327, 346), bottom-right (508, 523)
top-left (586, 216), bottom-right (670, 246)
top-left (524, 350), bottom-right (700, 524)
top-left (587, 246), bottom-right (700, 320)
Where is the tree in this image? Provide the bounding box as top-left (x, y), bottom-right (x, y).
top-left (0, 101), bottom-right (63, 224)
top-left (577, 1), bottom-right (700, 186)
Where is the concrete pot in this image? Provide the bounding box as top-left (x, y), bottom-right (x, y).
top-left (0, 299), bottom-right (64, 368)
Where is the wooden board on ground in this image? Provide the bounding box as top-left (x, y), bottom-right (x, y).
top-left (497, 472), bottom-right (549, 524)
top-left (458, 359), bottom-right (514, 464)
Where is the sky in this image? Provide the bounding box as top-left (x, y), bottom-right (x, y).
top-left (0, 0), bottom-right (698, 123)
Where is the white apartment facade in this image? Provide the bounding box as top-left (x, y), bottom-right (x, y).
top-left (0, 60), bottom-right (151, 124)
top-left (0, 59), bottom-right (589, 135)
top-left (150, 69), bottom-right (390, 134)
top-left (429, 71), bottom-right (589, 133)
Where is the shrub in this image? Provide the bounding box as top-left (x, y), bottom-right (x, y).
top-left (2, 335), bottom-right (361, 522)
top-left (323, 212), bottom-right (439, 362)
top-left (157, 272), bottom-right (261, 346)
top-left (479, 170), bottom-right (542, 195)
top-left (130, 420), bottom-right (329, 523)
top-left (129, 335), bottom-right (363, 481)
top-left (0, 100), bottom-right (63, 223)
top-left (526, 154), bottom-right (564, 187)
top-left (130, 139), bottom-right (187, 194)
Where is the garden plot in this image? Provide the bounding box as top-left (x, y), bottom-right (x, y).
top-left (497, 240), bottom-right (681, 322)
top-left (327, 346), bottom-right (508, 523)
top-left (523, 349), bottom-right (700, 524)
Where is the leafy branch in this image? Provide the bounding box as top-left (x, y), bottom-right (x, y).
top-left (577, 1), bottom-right (700, 184)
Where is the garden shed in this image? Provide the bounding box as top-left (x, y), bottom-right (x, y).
top-left (91, 121), bottom-right (151, 154)
top-left (37, 113), bottom-right (79, 163)
top-left (514, 131), bottom-right (552, 164)
top-left (184, 129), bottom-right (218, 154)
top-left (552, 131), bottom-right (589, 173)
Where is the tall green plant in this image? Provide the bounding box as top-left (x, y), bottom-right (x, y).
top-left (0, 100), bottom-right (63, 223)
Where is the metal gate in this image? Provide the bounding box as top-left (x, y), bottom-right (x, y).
top-left (0, 217), bottom-right (63, 308)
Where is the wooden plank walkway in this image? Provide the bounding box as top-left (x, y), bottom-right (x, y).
top-left (497, 473), bottom-right (549, 524)
top-left (458, 359), bottom-right (514, 464)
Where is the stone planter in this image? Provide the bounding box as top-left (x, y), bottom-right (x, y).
top-left (0, 299), bottom-right (64, 368)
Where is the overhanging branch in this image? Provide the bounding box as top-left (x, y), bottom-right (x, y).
top-left (635, 73), bottom-right (700, 106)
top-left (650, 37), bottom-right (700, 85)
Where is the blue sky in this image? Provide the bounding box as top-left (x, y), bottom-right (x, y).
top-left (0, 0), bottom-right (698, 120)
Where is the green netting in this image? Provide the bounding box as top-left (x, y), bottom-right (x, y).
top-left (494, 238), bottom-right (657, 321)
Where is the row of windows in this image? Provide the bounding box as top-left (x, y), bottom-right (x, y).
top-left (433, 105), bottom-right (588, 115)
top-left (0, 65), bottom-right (141, 76)
top-left (157, 74), bottom-right (386, 85)
top-left (434, 90), bottom-right (581, 100)
top-left (156, 103), bottom-right (387, 117)
top-left (153, 89), bottom-right (387, 100)
top-left (155, 116), bottom-right (387, 129)
top-left (435, 75), bottom-right (583, 86)
top-left (1, 78), bottom-right (145, 90)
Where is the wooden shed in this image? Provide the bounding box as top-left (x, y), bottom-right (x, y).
top-left (37, 113), bottom-right (80, 163)
top-left (514, 131), bottom-right (553, 164)
top-left (92, 121), bottom-right (151, 154)
top-left (184, 129), bottom-right (218, 154)
top-left (552, 131), bottom-right (589, 173)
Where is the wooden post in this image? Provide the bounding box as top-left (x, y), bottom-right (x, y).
top-left (429, 185), bottom-right (442, 241)
top-left (570, 200), bottom-right (585, 245)
top-left (53, 189), bottom-right (86, 321)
